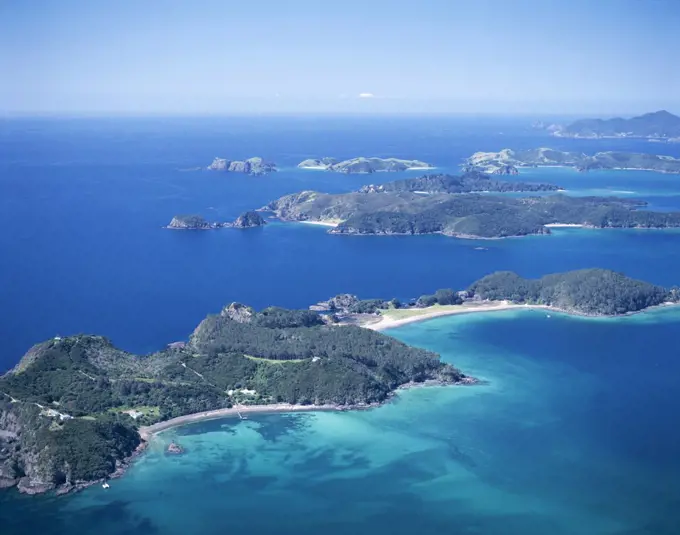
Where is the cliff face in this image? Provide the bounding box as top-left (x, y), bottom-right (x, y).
top-left (231, 211), bottom-right (267, 228)
top-left (167, 216), bottom-right (223, 230)
top-left (0, 404), bottom-right (22, 489)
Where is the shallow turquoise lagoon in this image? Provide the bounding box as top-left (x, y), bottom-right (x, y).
top-left (4, 307), bottom-right (679, 535)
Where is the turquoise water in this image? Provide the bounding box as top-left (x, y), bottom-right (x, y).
top-left (2, 117), bottom-right (680, 534)
top-left (4, 307), bottom-right (679, 535)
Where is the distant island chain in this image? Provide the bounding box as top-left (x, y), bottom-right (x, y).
top-left (1, 269), bottom-right (677, 495)
top-left (205, 156), bottom-right (435, 175)
top-left (533, 110), bottom-right (680, 141)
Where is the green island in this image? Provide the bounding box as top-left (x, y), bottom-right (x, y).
top-left (549, 110), bottom-right (680, 140)
top-left (315, 269), bottom-right (677, 328)
top-left (298, 157), bottom-right (433, 173)
top-left (263, 172), bottom-right (680, 239)
top-left (0, 304), bottom-right (467, 495)
top-left (466, 147), bottom-right (680, 174)
top-left (166, 211), bottom-right (267, 230)
top-left (1, 269), bottom-right (677, 496)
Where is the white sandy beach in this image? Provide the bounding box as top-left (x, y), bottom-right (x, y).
top-left (139, 403), bottom-right (347, 439)
top-left (544, 223), bottom-right (585, 228)
top-left (297, 220), bottom-right (340, 227)
top-left (363, 302), bottom-right (553, 331)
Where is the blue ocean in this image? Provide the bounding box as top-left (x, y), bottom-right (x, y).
top-left (1, 116), bottom-right (680, 534)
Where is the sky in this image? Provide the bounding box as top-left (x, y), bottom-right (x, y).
top-left (1, 0), bottom-right (679, 115)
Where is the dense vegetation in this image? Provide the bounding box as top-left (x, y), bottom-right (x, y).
top-left (469, 269), bottom-right (672, 314)
top-left (360, 171), bottom-right (559, 193)
top-left (0, 303), bottom-right (464, 493)
top-left (3, 268), bottom-right (674, 494)
top-left (265, 176), bottom-right (680, 238)
top-left (416, 288), bottom-right (464, 308)
top-left (330, 194), bottom-right (680, 238)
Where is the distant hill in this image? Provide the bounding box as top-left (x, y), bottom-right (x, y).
top-left (555, 110), bottom-right (680, 139)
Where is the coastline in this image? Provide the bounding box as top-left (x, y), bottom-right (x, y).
top-left (138, 403), bottom-right (354, 439)
top-left (362, 302), bottom-right (552, 331)
top-left (138, 375), bottom-right (477, 440)
top-left (297, 220), bottom-right (340, 227)
top-left (361, 301), bottom-right (680, 332)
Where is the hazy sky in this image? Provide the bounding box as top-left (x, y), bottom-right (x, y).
top-left (1, 0), bottom-right (679, 115)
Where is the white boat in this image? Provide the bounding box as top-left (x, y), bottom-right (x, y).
top-left (102, 482), bottom-right (110, 489)
top-left (546, 314), bottom-right (551, 318)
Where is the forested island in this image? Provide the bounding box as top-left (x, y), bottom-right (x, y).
top-left (207, 157), bottom-right (276, 175)
top-left (166, 211), bottom-right (267, 230)
top-left (359, 171), bottom-right (560, 193)
top-left (1, 268), bottom-right (676, 495)
top-left (263, 172), bottom-right (680, 238)
top-left (466, 148), bottom-right (680, 174)
top-left (313, 269), bottom-right (676, 321)
top-left (298, 157), bottom-right (433, 173)
top-left (468, 269), bottom-right (676, 315)
top-left (0, 304), bottom-right (466, 495)
top-left (552, 110), bottom-right (680, 139)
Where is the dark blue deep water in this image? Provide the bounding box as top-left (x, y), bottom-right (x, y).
top-left (1, 116), bottom-right (680, 534)
top-left (1, 116), bottom-right (680, 364)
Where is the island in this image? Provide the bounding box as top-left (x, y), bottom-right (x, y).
top-left (166, 211), bottom-right (267, 230)
top-left (263, 176), bottom-right (680, 239)
top-left (359, 171), bottom-right (560, 193)
top-left (318, 269), bottom-right (678, 329)
top-left (207, 157), bottom-right (276, 176)
top-left (552, 110), bottom-right (680, 139)
top-left (1, 269), bottom-right (677, 495)
top-left (167, 215), bottom-right (222, 230)
top-left (0, 304), bottom-right (467, 494)
top-left (465, 148), bottom-right (680, 175)
top-left (298, 157), bottom-right (433, 173)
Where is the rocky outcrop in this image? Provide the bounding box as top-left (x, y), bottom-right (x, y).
top-left (220, 303), bottom-right (254, 323)
top-left (208, 157), bottom-right (276, 175)
top-left (167, 215), bottom-right (223, 230)
top-left (166, 442), bottom-right (184, 455)
top-left (490, 164), bottom-right (519, 175)
top-left (167, 212), bottom-right (267, 231)
top-left (230, 211), bottom-right (267, 229)
top-left (310, 294), bottom-right (360, 313)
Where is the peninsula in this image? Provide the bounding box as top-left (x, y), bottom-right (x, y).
top-left (553, 110), bottom-right (680, 139)
top-left (208, 157), bottom-right (276, 175)
top-left (466, 148), bottom-right (680, 175)
top-left (263, 173), bottom-right (680, 239)
top-left (0, 304), bottom-right (467, 495)
top-left (1, 269), bottom-right (676, 495)
top-left (317, 269), bottom-right (678, 329)
top-left (166, 211), bottom-right (267, 230)
top-left (298, 157), bottom-right (433, 173)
